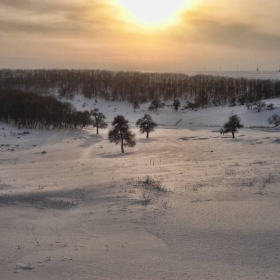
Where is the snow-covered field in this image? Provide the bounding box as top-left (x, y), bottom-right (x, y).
top-left (1, 97), bottom-right (280, 279)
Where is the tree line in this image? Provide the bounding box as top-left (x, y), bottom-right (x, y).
top-left (0, 89), bottom-right (92, 129)
top-left (1, 69), bottom-right (280, 107)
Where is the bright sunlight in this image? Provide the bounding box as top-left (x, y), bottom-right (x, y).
top-left (118, 0), bottom-right (188, 27)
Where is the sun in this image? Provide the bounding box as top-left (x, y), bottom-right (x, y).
top-left (117, 0), bottom-right (188, 27)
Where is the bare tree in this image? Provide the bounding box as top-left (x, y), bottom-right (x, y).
top-left (108, 115), bottom-right (136, 153)
top-left (254, 101), bottom-right (266, 112)
top-left (132, 100), bottom-right (140, 112)
top-left (136, 114), bottom-right (157, 138)
top-left (173, 99), bottom-right (181, 111)
top-left (246, 102), bottom-right (253, 110)
top-left (149, 99), bottom-right (162, 112)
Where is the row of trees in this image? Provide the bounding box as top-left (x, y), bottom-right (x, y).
top-left (1, 69), bottom-right (280, 107)
top-left (245, 100), bottom-right (275, 112)
top-left (109, 113), bottom-right (280, 152)
top-left (0, 89), bottom-right (92, 129)
top-left (110, 114), bottom-right (246, 153)
top-left (148, 99), bottom-right (181, 112)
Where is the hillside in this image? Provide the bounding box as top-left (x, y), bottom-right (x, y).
top-left (69, 94), bottom-right (280, 128)
top-left (0, 99), bottom-right (280, 279)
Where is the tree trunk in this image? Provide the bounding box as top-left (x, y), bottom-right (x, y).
top-left (96, 125), bottom-right (99, 134)
top-left (232, 131), bottom-right (235, 138)
top-left (146, 131), bottom-right (149, 138)
top-left (121, 134), bottom-right (124, 153)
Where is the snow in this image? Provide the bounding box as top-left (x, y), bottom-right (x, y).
top-left (69, 94), bottom-right (280, 128)
top-left (1, 97), bottom-right (280, 279)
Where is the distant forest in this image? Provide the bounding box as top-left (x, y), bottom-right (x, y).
top-left (1, 69), bottom-right (280, 107)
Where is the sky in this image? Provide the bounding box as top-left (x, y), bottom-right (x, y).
top-left (0, 0), bottom-right (280, 72)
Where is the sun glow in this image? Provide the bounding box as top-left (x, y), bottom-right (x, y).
top-left (118, 0), bottom-right (188, 27)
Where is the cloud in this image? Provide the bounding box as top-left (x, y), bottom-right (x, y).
top-left (3, 0), bottom-right (279, 51)
top-left (0, 0), bottom-right (127, 36)
top-left (1, 0), bottom-right (279, 70)
top-left (0, 18), bottom-right (81, 34)
top-left (171, 8), bottom-right (280, 51)
top-left (191, 20), bottom-right (280, 50)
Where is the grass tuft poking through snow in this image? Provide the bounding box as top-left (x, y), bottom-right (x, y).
top-left (137, 176), bottom-right (166, 192)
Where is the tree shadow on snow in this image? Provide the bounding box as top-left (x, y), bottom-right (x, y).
top-left (87, 134), bottom-right (103, 139)
top-left (137, 138), bottom-right (157, 143)
top-left (78, 135), bottom-right (103, 147)
top-left (0, 188), bottom-right (87, 210)
top-left (101, 152), bottom-right (134, 158)
top-left (273, 139), bottom-right (280, 144)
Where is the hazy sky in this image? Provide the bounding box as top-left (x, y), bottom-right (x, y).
top-left (1, 0), bottom-right (280, 71)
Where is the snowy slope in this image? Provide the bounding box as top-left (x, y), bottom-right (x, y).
top-left (0, 97), bottom-right (280, 279)
top-left (69, 94), bottom-right (280, 128)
